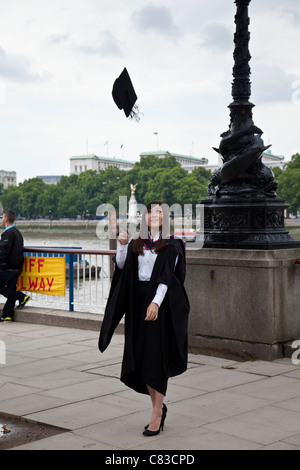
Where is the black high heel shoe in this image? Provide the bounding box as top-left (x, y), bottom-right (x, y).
top-left (143, 404), bottom-right (167, 436)
top-left (144, 404), bottom-right (167, 430)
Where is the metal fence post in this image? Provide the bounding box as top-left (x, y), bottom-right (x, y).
top-left (69, 254), bottom-right (74, 312)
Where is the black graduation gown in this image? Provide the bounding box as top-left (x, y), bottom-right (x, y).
top-left (98, 238), bottom-right (190, 395)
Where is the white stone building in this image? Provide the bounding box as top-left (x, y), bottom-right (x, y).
top-left (140, 151), bottom-right (208, 173)
top-left (70, 154), bottom-right (135, 175)
top-left (0, 170), bottom-right (17, 189)
top-left (208, 150), bottom-right (288, 173)
top-left (261, 150), bottom-right (287, 170)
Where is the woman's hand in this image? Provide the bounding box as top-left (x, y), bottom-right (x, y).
top-left (118, 228), bottom-right (130, 245)
top-left (145, 302), bottom-right (159, 321)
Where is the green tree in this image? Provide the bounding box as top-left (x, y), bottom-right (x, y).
top-left (57, 186), bottom-right (84, 218)
top-left (0, 156), bottom-right (213, 219)
top-left (124, 156), bottom-right (186, 206)
top-left (77, 170), bottom-right (99, 200)
top-left (284, 153), bottom-right (300, 170)
top-left (19, 178), bottom-right (46, 218)
top-left (0, 185), bottom-right (22, 215)
top-left (36, 184), bottom-right (61, 218)
top-left (272, 167), bottom-right (283, 180)
top-left (146, 166), bottom-right (188, 206)
top-left (174, 175), bottom-right (207, 208)
top-left (191, 166), bottom-right (212, 185)
top-left (58, 174), bottom-right (78, 189)
top-left (276, 154), bottom-right (300, 214)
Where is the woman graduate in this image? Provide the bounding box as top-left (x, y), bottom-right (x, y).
top-left (98, 201), bottom-right (190, 436)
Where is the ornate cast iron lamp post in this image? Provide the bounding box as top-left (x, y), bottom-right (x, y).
top-left (202, 0), bottom-right (298, 249)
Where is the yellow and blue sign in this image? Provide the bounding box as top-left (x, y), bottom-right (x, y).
top-left (17, 256), bottom-right (66, 297)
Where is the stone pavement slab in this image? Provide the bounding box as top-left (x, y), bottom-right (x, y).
top-left (204, 405), bottom-right (300, 446)
top-left (1, 320), bottom-right (300, 451)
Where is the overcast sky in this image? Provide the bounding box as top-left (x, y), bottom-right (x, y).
top-left (0, 0), bottom-right (300, 183)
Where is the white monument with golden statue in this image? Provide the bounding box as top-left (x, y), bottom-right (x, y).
top-left (128, 184), bottom-right (138, 225)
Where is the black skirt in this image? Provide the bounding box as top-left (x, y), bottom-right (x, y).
top-left (121, 281), bottom-right (168, 396)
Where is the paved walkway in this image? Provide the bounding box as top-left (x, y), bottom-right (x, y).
top-left (1, 317), bottom-right (300, 450)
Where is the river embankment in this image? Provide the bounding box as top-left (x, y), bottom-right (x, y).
top-left (15, 220), bottom-right (100, 237)
top-left (15, 218), bottom-right (300, 241)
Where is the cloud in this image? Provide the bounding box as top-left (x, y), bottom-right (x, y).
top-left (0, 47), bottom-right (49, 83)
top-left (46, 34), bottom-right (70, 46)
top-left (131, 5), bottom-right (179, 37)
top-left (200, 23), bottom-right (233, 53)
top-left (74, 31), bottom-right (123, 57)
top-left (99, 31), bottom-right (123, 57)
top-left (282, 7), bottom-right (300, 26)
top-left (257, 0), bottom-right (300, 24)
top-left (251, 63), bottom-right (297, 104)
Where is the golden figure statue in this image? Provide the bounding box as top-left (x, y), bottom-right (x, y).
top-left (131, 184), bottom-right (138, 195)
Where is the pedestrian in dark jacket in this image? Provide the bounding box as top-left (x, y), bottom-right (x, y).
top-left (0, 210), bottom-right (30, 322)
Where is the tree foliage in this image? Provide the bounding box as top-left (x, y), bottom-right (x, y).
top-left (274, 153), bottom-right (300, 214)
top-left (0, 156), bottom-right (211, 218)
top-left (2, 153), bottom-right (299, 219)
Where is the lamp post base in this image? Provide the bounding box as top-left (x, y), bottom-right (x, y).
top-left (201, 195), bottom-right (300, 250)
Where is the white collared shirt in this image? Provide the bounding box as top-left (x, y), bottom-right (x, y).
top-left (116, 233), bottom-right (173, 307)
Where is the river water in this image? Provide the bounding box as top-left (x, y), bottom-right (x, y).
top-left (23, 231), bottom-right (110, 251)
top-left (23, 230), bottom-right (300, 244)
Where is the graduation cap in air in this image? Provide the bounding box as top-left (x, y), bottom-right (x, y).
top-left (112, 68), bottom-right (141, 122)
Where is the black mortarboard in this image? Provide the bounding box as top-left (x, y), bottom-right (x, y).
top-left (112, 68), bottom-right (141, 121)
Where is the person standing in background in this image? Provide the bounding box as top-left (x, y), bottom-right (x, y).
top-left (0, 210), bottom-right (30, 322)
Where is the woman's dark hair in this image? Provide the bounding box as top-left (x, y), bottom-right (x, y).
top-left (132, 201), bottom-right (169, 256)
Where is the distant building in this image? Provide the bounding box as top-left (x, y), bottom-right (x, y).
top-left (37, 175), bottom-right (63, 184)
top-left (261, 150), bottom-right (287, 170)
top-left (140, 151), bottom-right (208, 173)
top-left (0, 170), bottom-right (17, 189)
top-left (209, 150), bottom-right (288, 173)
top-left (70, 154), bottom-right (135, 174)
